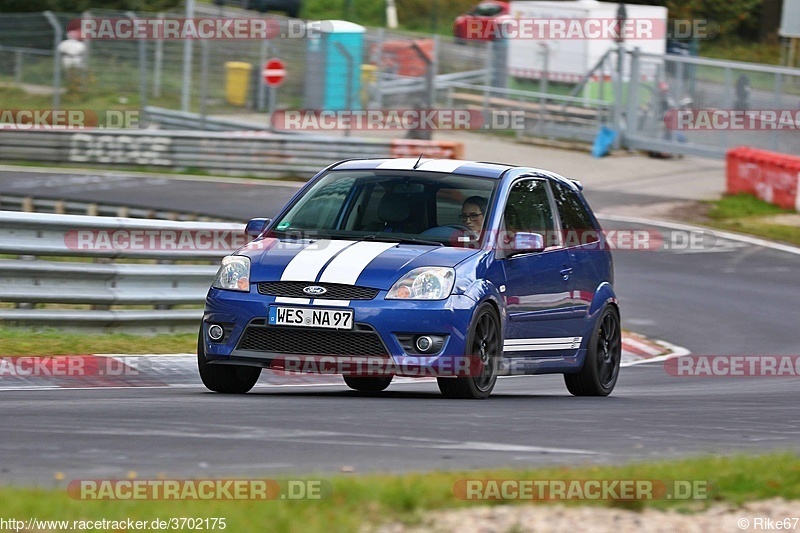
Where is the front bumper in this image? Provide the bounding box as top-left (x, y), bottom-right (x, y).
top-left (201, 286), bottom-right (480, 376)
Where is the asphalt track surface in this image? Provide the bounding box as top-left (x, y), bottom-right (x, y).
top-left (1, 168), bottom-right (799, 484)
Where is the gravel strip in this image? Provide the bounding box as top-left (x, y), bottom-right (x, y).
top-left (375, 499), bottom-right (800, 532)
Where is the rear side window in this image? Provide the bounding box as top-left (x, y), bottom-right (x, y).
top-left (550, 181), bottom-right (599, 245)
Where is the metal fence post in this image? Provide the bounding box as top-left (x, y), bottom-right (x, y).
top-left (375, 28), bottom-right (385, 109)
top-left (82, 10), bottom-right (92, 80)
top-left (625, 47), bottom-right (641, 142)
top-left (14, 49), bottom-right (22, 85)
top-left (407, 40), bottom-right (434, 140)
top-left (200, 40), bottom-right (210, 130)
top-left (128, 12), bottom-right (148, 129)
top-left (612, 43), bottom-right (625, 149)
top-left (43, 11), bottom-right (62, 111)
top-left (258, 40), bottom-right (269, 111)
top-left (335, 42), bottom-right (354, 138)
top-left (483, 41), bottom-right (492, 116)
top-left (153, 12), bottom-right (164, 99)
top-left (431, 34), bottom-right (439, 107)
top-left (539, 43), bottom-right (549, 94)
top-left (721, 66), bottom-right (733, 151)
top-left (771, 72), bottom-right (783, 151)
top-left (181, 0), bottom-right (195, 112)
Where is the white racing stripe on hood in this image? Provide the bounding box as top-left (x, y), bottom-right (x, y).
top-left (314, 241), bottom-right (397, 306)
top-left (275, 240), bottom-right (357, 304)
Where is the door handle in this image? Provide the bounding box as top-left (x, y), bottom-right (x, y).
top-left (560, 267), bottom-right (573, 280)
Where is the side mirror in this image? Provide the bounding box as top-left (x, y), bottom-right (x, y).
top-left (245, 218), bottom-right (272, 237)
top-left (510, 232), bottom-right (545, 255)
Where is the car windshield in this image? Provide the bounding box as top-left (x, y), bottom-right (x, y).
top-left (473, 3), bottom-right (504, 16)
top-left (269, 169), bottom-right (497, 247)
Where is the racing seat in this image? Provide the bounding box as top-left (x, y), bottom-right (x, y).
top-left (376, 192), bottom-right (412, 232)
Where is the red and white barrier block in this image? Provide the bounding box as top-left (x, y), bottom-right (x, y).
top-left (726, 147), bottom-right (800, 212)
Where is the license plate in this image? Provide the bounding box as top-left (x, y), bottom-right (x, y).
top-left (268, 306), bottom-right (353, 330)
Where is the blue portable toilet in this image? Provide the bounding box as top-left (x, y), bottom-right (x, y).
top-left (304, 20), bottom-right (365, 111)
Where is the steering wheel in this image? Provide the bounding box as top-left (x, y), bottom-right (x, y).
top-left (443, 224), bottom-right (471, 232)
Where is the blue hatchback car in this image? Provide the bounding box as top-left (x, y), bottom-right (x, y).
top-left (199, 158), bottom-right (620, 399)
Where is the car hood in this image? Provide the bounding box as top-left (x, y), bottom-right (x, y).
top-left (240, 238), bottom-right (480, 290)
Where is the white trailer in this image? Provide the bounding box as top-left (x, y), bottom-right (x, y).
top-left (506, 0), bottom-right (667, 83)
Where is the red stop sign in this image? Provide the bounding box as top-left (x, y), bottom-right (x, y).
top-left (263, 58), bottom-right (286, 87)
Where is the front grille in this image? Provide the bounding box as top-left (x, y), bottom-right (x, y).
top-left (257, 281), bottom-right (379, 300)
top-left (238, 324), bottom-right (389, 356)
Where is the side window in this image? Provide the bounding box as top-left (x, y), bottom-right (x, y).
top-left (550, 181), bottom-right (599, 245)
top-left (504, 179), bottom-right (557, 246)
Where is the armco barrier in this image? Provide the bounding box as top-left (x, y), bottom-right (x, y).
top-left (0, 211), bottom-right (244, 330)
top-left (0, 129), bottom-right (465, 178)
top-left (727, 147), bottom-right (800, 211)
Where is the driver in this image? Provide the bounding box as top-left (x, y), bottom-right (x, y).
top-left (460, 196), bottom-right (487, 234)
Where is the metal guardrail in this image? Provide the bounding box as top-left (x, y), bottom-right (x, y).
top-left (0, 211), bottom-right (244, 330)
top-left (0, 129), bottom-right (463, 178)
top-left (377, 69), bottom-right (489, 97)
top-left (144, 107), bottom-right (272, 132)
top-left (0, 193), bottom-right (224, 221)
top-left (443, 82), bottom-right (613, 144)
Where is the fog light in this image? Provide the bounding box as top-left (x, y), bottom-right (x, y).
top-left (208, 324), bottom-right (224, 341)
top-left (415, 335), bottom-right (434, 353)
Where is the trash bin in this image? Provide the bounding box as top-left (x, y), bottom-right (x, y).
top-left (225, 61), bottom-right (252, 106)
top-left (360, 64), bottom-right (377, 106)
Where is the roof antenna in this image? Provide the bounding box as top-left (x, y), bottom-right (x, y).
top-left (413, 153), bottom-right (424, 169)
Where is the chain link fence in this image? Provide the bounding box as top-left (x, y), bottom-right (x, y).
top-left (625, 50), bottom-right (800, 157)
top-left (2, 10), bottom-right (800, 157)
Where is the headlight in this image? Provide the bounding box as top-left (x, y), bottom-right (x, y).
top-left (386, 267), bottom-right (455, 300)
top-left (212, 255), bottom-right (250, 292)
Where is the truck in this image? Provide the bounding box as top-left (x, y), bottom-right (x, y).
top-left (505, 0), bottom-right (667, 84)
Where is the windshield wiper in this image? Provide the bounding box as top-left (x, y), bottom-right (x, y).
top-left (363, 234), bottom-right (444, 247)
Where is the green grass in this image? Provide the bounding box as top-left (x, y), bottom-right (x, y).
top-left (700, 38), bottom-right (782, 66)
top-left (702, 193), bottom-right (800, 246)
top-left (0, 453), bottom-right (798, 532)
top-left (707, 193), bottom-right (792, 220)
top-left (0, 327), bottom-right (197, 355)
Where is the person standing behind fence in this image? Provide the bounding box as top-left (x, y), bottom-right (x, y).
top-left (58, 29), bottom-right (87, 94)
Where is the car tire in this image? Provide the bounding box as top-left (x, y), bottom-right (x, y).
top-left (197, 330), bottom-right (261, 394)
top-left (343, 375), bottom-right (393, 392)
top-left (437, 303), bottom-right (500, 399)
top-left (564, 305), bottom-right (621, 396)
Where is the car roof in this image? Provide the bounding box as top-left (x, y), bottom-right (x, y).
top-left (331, 158), bottom-right (513, 179)
top-left (329, 158), bottom-right (582, 191)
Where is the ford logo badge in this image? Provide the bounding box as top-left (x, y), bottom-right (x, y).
top-left (303, 285), bottom-right (327, 296)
